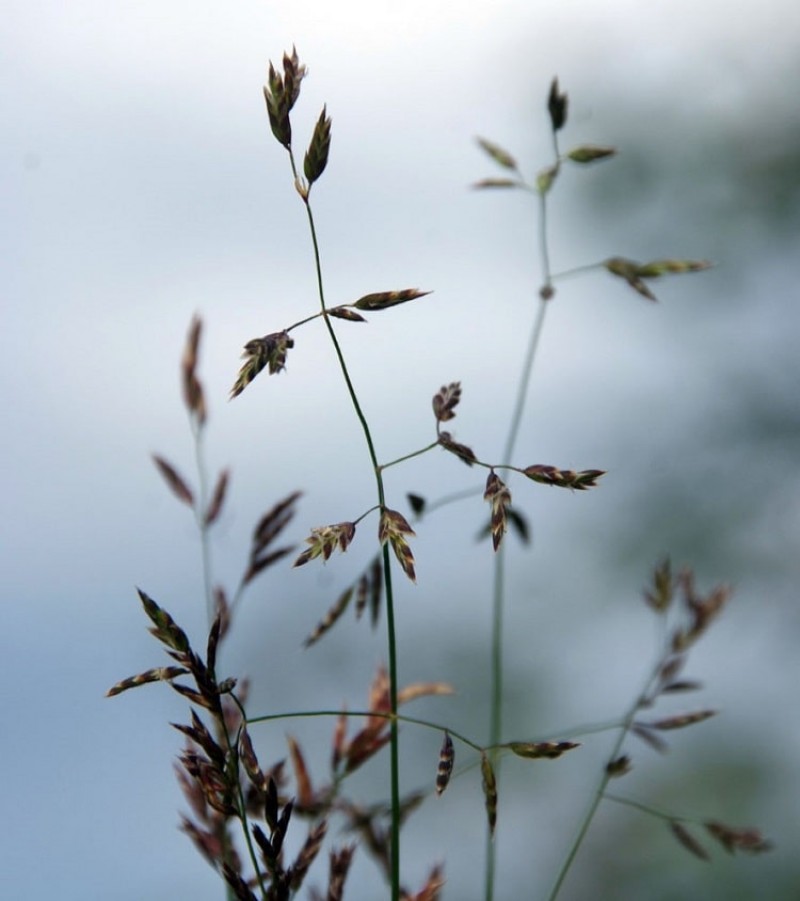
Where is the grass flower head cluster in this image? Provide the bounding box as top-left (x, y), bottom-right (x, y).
top-left (109, 48), bottom-right (771, 900)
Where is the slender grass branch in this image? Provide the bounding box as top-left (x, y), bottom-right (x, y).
top-left (247, 707), bottom-right (484, 754)
top-left (551, 261), bottom-right (605, 281)
top-left (545, 646), bottom-right (669, 901)
top-left (225, 693), bottom-right (269, 900)
top-left (605, 793), bottom-right (696, 824)
top-left (379, 441), bottom-right (440, 471)
top-left (485, 161), bottom-right (554, 901)
top-left (288, 150), bottom-right (402, 901)
top-left (189, 418), bottom-right (215, 625)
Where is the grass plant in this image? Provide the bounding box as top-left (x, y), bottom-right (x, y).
top-left (109, 49), bottom-right (771, 900)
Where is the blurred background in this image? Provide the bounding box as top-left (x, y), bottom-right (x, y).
top-left (3, 0), bottom-right (799, 898)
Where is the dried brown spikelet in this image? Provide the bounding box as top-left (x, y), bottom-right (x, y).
top-left (344, 729), bottom-right (392, 774)
top-left (536, 164), bottom-right (559, 195)
top-left (647, 710), bottom-right (717, 731)
top-left (105, 665), bottom-right (189, 697)
top-left (636, 259), bottom-right (712, 277)
top-left (287, 734), bottom-right (315, 809)
top-left (566, 144), bottom-right (617, 163)
top-left (172, 711), bottom-right (227, 768)
top-left (288, 820), bottom-right (328, 890)
top-left (355, 571), bottom-right (369, 619)
top-left (704, 821), bottom-right (773, 855)
top-left (432, 382), bottom-right (462, 422)
top-left (631, 723), bottom-right (669, 754)
top-left (206, 613), bottom-right (221, 674)
top-left (606, 755), bottom-right (632, 777)
top-left (204, 469), bottom-right (229, 526)
top-left (239, 727), bottom-right (265, 790)
top-left (353, 288), bottom-right (431, 311)
top-left (522, 464), bottom-right (604, 490)
top-left (472, 177), bottom-right (520, 190)
top-left (644, 557), bottom-right (674, 612)
top-left (672, 573), bottom-right (732, 651)
top-left (304, 586), bottom-right (354, 647)
top-left (670, 821), bottom-right (710, 861)
top-left (480, 752), bottom-right (498, 836)
top-left (435, 732), bottom-right (455, 796)
top-left (476, 137), bottom-right (518, 170)
top-left (327, 845), bottom-right (355, 901)
top-left (280, 47), bottom-right (306, 110)
top-left (506, 508), bottom-right (530, 544)
top-left (484, 472), bottom-right (511, 552)
top-left (327, 305), bottom-right (366, 322)
top-left (253, 492), bottom-right (302, 543)
top-left (137, 588), bottom-right (191, 653)
top-left (294, 521), bottom-right (356, 568)
top-left (397, 681), bottom-right (454, 705)
top-left (222, 863), bottom-right (258, 901)
top-left (152, 455), bottom-right (194, 506)
top-left (548, 77), bottom-right (568, 131)
top-left (230, 331), bottom-right (295, 398)
top-left (181, 315), bottom-right (206, 424)
top-left (403, 864), bottom-right (446, 901)
top-left (604, 257), bottom-right (712, 302)
top-left (368, 556), bottom-right (383, 625)
top-left (331, 709), bottom-right (348, 771)
top-left (181, 752), bottom-right (235, 816)
top-left (180, 816), bottom-right (222, 867)
top-left (170, 681), bottom-right (217, 712)
top-left (438, 431), bottom-right (477, 466)
top-left (508, 740), bottom-right (580, 760)
top-left (304, 105), bottom-right (332, 185)
top-left (263, 47), bottom-right (307, 149)
top-left (604, 256), bottom-right (658, 301)
top-left (660, 679), bottom-right (703, 694)
top-left (378, 508), bottom-right (417, 582)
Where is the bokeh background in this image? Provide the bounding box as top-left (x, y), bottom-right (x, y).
top-left (3, 1), bottom-right (799, 898)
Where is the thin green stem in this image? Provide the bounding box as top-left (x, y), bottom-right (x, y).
top-left (379, 441), bottom-right (439, 471)
top-left (190, 417), bottom-right (215, 625)
top-left (551, 261), bottom-right (605, 282)
top-left (225, 694), bottom-right (269, 900)
top-left (604, 793), bottom-right (694, 825)
top-left (485, 170), bottom-right (554, 901)
top-left (189, 416), bottom-right (240, 901)
top-left (291, 154), bottom-right (402, 901)
top-left (538, 192), bottom-right (553, 298)
top-left (419, 485), bottom-right (482, 516)
top-left (501, 298), bottom-right (550, 465)
top-left (545, 650), bottom-right (667, 901)
top-left (247, 707), bottom-right (483, 754)
top-left (286, 310), bottom-right (324, 331)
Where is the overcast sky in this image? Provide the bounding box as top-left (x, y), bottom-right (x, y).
top-left (3, 2), bottom-right (799, 899)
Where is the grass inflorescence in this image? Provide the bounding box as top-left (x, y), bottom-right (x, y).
top-left (109, 48), bottom-right (771, 901)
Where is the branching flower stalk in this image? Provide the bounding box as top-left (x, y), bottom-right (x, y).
top-left (474, 77), bottom-right (579, 901)
top-left (110, 50), bottom-right (773, 901)
top-left (545, 563), bottom-right (770, 898)
top-left (261, 48), bottom-right (407, 900)
top-left (473, 79), bottom-right (715, 900)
